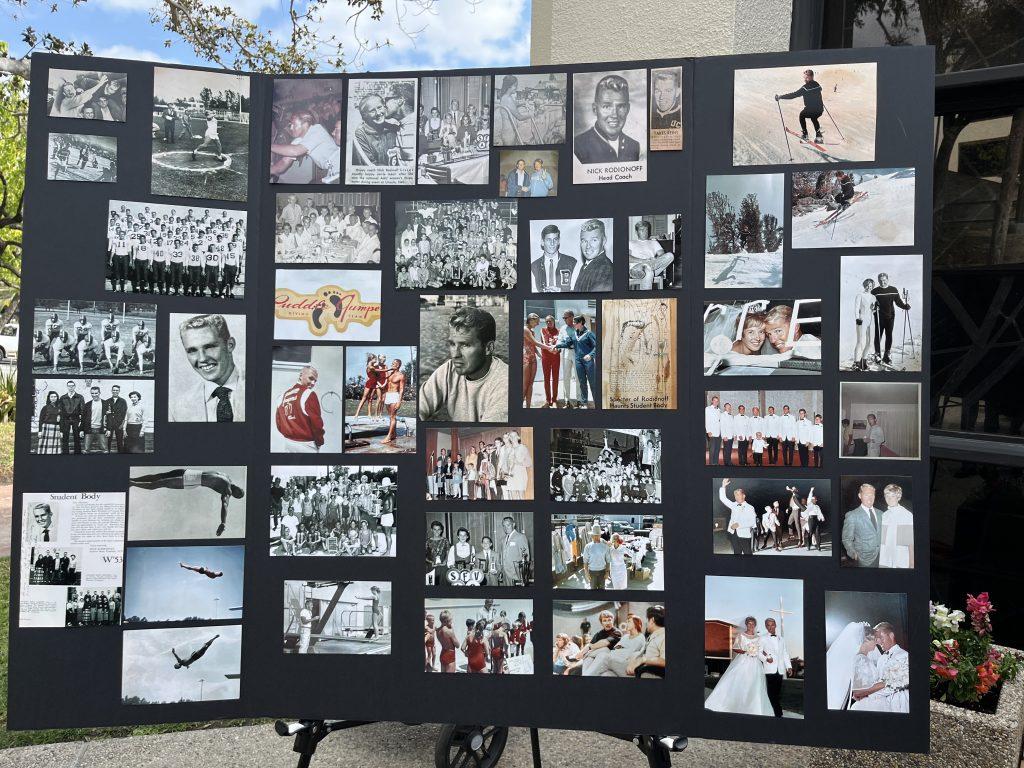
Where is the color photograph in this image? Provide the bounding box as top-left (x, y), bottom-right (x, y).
top-left (426, 512), bottom-right (533, 587)
top-left (123, 545), bottom-right (244, 624)
top-left (273, 269), bottom-right (381, 341)
top-left (424, 427), bottom-right (533, 501)
top-left (284, 581), bottom-right (391, 654)
top-left (705, 390), bottom-right (824, 467)
top-left (47, 133), bottom-right (116, 182)
top-left (269, 78), bottom-right (342, 184)
top-left (733, 63), bottom-right (877, 165)
top-left (602, 298), bottom-right (677, 409)
top-left (127, 466), bottom-right (247, 541)
top-left (492, 72), bottom-right (566, 146)
top-left (705, 576), bottom-right (804, 717)
top-left (552, 515), bottom-right (664, 590)
top-left (712, 477), bottom-right (831, 556)
top-left (552, 601), bottom-right (664, 677)
top-left (705, 173), bottom-right (784, 289)
top-left (550, 428), bottom-right (662, 503)
top-left (151, 67), bottom-right (250, 202)
top-left (839, 382), bottom-right (921, 460)
top-left (122, 624), bottom-right (241, 704)
top-left (344, 346), bottom-right (417, 454)
top-left (270, 345), bottom-right (344, 454)
top-left (572, 69), bottom-right (647, 184)
top-left (840, 476), bottom-right (914, 569)
top-left (425, 598), bottom-right (534, 674)
top-left (417, 75), bottom-right (491, 185)
top-left (703, 299), bottom-right (822, 375)
top-left (498, 150), bottom-right (558, 197)
top-left (523, 299), bottom-right (597, 409)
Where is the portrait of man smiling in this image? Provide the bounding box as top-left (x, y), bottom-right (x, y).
top-left (168, 313), bottom-right (246, 423)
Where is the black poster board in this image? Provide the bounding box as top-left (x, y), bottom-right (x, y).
top-left (10, 46), bottom-right (933, 752)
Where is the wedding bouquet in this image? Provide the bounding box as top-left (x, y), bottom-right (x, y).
top-left (883, 656), bottom-right (910, 691)
top-left (930, 593), bottom-right (1020, 705)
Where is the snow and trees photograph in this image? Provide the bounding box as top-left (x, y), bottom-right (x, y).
top-left (704, 174), bottom-right (784, 289)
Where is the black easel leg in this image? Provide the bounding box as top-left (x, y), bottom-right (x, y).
top-left (529, 727), bottom-right (542, 768)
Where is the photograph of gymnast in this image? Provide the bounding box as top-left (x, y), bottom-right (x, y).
top-left (425, 598), bottom-right (534, 674)
top-left (425, 512), bottom-right (532, 587)
top-left (32, 300), bottom-right (157, 377)
top-left (122, 624), bottom-right (241, 704)
top-left (123, 545), bottom-right (244, 624)
top-left (343, 346), bottom-right (417, 454)
top-left (424, 427), bottom-right (533, 501)
top-left (552, 601), bottom-right (665, 678)
top-left (705, 390), bottom-right (825, 467)
top-left (550, 428), bottom-right (662, 503)
top-left (284, 581), bottom-right (391, 655)
top-left (703, 299), bottom-right (822, 375)
top-left (713, 478), bottom-right (832, 557)
top-left (269, 78), bottom-right (342, 184)
top-left (840, 476), bottom-right (914, 569)
top-left (552, 515), bottom-right (664, 590)
top-left (269, 465), bottom-right (397, 558)
top-left (127, 466), bottom-right (247, 541)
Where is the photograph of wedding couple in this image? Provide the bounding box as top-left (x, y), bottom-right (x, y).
top-left (825, 590), bottom-right (909, 712)
top-left (704, 575), bottom-right (804, 718)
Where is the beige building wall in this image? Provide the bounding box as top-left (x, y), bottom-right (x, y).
top-left (531, 0), bottom-right (794, 65)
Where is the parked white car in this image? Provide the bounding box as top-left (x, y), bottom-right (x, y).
top-left (0, 322), bottom-right (17, 362)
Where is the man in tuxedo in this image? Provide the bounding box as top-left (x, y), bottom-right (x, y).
top-left (760, 617), bottom-right (792, 717)
top-left (58, 380), bottom-right (85, 455)
top-left (105, 384), bottom-right (128, 453)
top-left (497, 516), bottom-right (530, 586)
top-left (852, 622), bottom-right (910, 713)
top-left (530, 224), bottom-right (576, 292)
top-left (718, 478), bottom-right (756, 555)
top-left (572, 219), bottom-right (613, 292)
top-left (574, 74), bottom-right (641, 164)
top-left (841, 483), bottom-right (883, 567)
top-left (80, 385), bottom-right (110, 454)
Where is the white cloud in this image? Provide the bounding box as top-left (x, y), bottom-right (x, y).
top-left (93, 0), bottom-right (279, 22)
top-left (94, 44), bottom-right (182, 64)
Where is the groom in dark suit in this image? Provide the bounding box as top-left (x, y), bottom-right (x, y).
top-left (573, 74), bottom-right (641, 164)
top-left (841, 483), bottom-right (883, 567)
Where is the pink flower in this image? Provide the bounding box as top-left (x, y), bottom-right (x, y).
top-left (966, 592), bottom-right (994, 636)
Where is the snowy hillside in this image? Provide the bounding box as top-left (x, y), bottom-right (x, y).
top-left (791, 169), bottom-right (916, 249)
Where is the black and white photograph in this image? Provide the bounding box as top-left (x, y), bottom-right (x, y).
top-left (705, 173), bottom-right (784, 289)
top-left (106, 199), bottom-right (247, 298)
top-left (552, 515), bottom-right (664, 591)
top-left (492, 72), bottom-right (567, 146)
top-left (424, 427), bottom-right (534, 501)
top-left (151, 66), bottom-right (251, 202)
top-left (792, 169), bottom-right (915, 249)
top-left (650, 66), bottom-right (683, 151)
top-left (712, 478), bottom-right (832, 557)
top-left (498, 150), bottom-right (558, 198)
top-left (167, 313), bottom-right (246, 423)
top-left (32, 378), bottom-right (155, 455)
top-left (602, 298), bottom-right (677, 410)
top-left (122, 624), bottom-right (242, 704)
top-left (523, 299), bottom-right (597, 409)
top-left (572, 69), bottom-right (647, 184)
top-left (425, 512), bottom-right (533, 587)
top-left (270, 465), bottom-right (397, 557)
top-left (417, 75), bottom-right (491, 185)
top-left (123, 545), bottom-right (244, 624)
top-left (127, 466), bottom-right (247, 541)
top-left (47, 68), bottom-right (126, 120)
top-left (275, 192), bottom-right (380, 264)
top-left (528, 218), bottom-right (614, 293)
top-left (704, 390), bottom-right (825, 467)
top-left (395, 200), bottom-right (517, 290)
top-left (344, 346), bottom-right (417, 454)
top-left (550, 428), bottom-right (662, 503)
top-left (269, 78), bottom-right (342, 184)
top-left (552, 601), bottom-right (664, 678)
top-left (47, 133), bottom-right (116, 182)
top-left (344, 77), bottom-right (417, 185)
top-left (285, 581), bottom-right (392, 655)
top-left (705, 576), bottom-right (804, 717)
top-left (825, 590), bottom-right (909, 712)
top-left (840, 476), bottom-right (915, 569)
top-left (840, 254), bottom-right (922, 372)
top-left (18, 492), bottom-right (125, 627)
top-left (270, 345), bottom-right (343, 454)
top-left (628, 214), bottom-right (682, 290)
top-left (703, 299), bottom-right (822, 375)
top-left (273, 269), bottom-right (382, 342)
top-left (839, 382), bottom-right (921, 460)
top-left (425, 598), bottom-right (534, 674)
top-left (733, 63), bottom-right (877, 165)
top-left (418, 295), bottom-right (509, 423)
top-left (31, 299), bottom-right (157, 377)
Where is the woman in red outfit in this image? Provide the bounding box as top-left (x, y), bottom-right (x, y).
top-left (540, 315), bottom-right (560, 407)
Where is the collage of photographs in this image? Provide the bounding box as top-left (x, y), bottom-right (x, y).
top-left (17, 49), bottom-right (923, 728)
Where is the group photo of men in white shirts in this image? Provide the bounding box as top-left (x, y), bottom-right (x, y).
top-left (275, 192), bottom-right (381, 264)
top-left (32, 300), bottom-right (156, 377)
top-left (713, 477), bottom-right (832, 557)
top-left (106, 200), bottom-right (247, 298)
top-left (395, 200), bottom-right (517, 290)
top-left (705, 390), bottom-right (824, 467)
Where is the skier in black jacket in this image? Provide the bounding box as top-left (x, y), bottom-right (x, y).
top-left (775, 69), bottom-right (824, 142)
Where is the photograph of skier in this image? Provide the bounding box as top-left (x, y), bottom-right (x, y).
top-left (732, 63), bottom-right (877, 166)
top-left (792, 168), bottom-right (915, 249)
top-left (704, 173), bottom-right (784, 289)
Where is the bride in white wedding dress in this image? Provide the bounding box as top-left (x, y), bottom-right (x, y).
top-left (705, 616), bottom-right (774, 716)
top-left (826, 621), bottom-right (882, 710)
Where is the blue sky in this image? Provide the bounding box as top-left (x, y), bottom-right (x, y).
top-left (2, 0), bottom-right (532, 72)
top-left (124, 545), bottom-right (245, 622)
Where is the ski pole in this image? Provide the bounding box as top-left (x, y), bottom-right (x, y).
top-left (776, 98), bottom-right (793, 161)
top-left (823, 103), bottom-right (845, 141)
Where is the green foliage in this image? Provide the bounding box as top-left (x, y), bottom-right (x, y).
top-left (0, 41), bottom-right (25, 324)
top-left (0, 366), bottom-right (16, 423)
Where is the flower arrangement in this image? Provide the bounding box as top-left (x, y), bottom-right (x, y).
top-left (930, 593), bottom-right (1020, 706)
